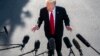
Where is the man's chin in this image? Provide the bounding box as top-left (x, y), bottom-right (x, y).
top-left (47, 8), bottom-right (53, 12)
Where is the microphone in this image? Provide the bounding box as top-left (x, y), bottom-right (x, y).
top-left (72, 39), bottom-right (83, 56)
top-left (21, 35), bottom-right (30, 50)
top-left (76, 34), bottom-right (100, 55)
top-left (76, 34), bottom-right (90, 47)
top-left (4, 26), bottom-right (8, 35)
top-left (34, 40), bottom-right (40, 56)
top-left (48, 38), bottom-right (56, 50)
top-left (34, 40), bottom-right (40, 50)
top-left (63, 37), bottom-right (75, 56)
top-left (63, 37), bottom-right (72, 48)
top-left (48, 38), bottom-right (56, 56)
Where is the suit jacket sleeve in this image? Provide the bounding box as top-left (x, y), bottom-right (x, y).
top-left (37, 8), bottom-right (44, 28)
top-left (62, 8), bottom-right (70, 26)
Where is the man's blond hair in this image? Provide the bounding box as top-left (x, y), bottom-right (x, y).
top-left (45, 0), bottom-right (56, 4)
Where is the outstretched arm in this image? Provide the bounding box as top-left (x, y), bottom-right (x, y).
top-left (62, 8), bottom-right (72, 31)
top-left (32, 9), bottom-right (44, 32)
top-left (37, 9), bottom-right (44, 28)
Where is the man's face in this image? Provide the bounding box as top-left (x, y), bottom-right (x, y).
top-left (46, 2), bottom-right (55, 12)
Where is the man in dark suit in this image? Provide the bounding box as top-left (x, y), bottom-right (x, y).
top-left (32, 0), bottom-right (72, 56)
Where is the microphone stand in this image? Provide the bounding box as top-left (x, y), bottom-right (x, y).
top-left (36, 51), bottom-right (55, 56)
top-left (19, 49), bottom-right (38, 56)
top-left (90, 46), bottom-right (100, 55)
top-left (35, 49), bottom-right (38, 56)
top-left (79, 49), bottom-right (83, 56)
top-left (0, 44), bottom-right (22, 46)
top-left (36, 51), bottom-right (48, 56)
top-left (36, 49), bottom-right (55, 56)
top-left (0, 44), bottom-right (22, 51)
top-left (68, 48), bottom-right (75, 56)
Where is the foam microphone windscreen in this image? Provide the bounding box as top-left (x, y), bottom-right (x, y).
top-left (48, 38), bottom-right (56, 50)
top-left (63, 37), bottom-right (72, 48)
top-left (21, 35), bottom-right (30, 50)
top-left (76, 34), bottom-right (90, 47)
top-left (72, 39), bottom-right (81, 50)
top-left (22, 35), bottom-right (30, 44)
top-left (34, 40), bottom-right (40, 50)
top-left (4, 26), bottom-right (8, 35)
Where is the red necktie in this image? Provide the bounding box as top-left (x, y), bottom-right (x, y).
top-left (50, 11), bottom-right (55, 35)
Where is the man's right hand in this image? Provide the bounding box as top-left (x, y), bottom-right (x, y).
top-left (32, 25), bottom-right (39, 32)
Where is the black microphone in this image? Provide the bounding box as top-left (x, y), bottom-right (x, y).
top-left (76, 33), bottom-right (100, 55)
top-left (34, 40), bottom-right (40, 50)
top-left (4, 26), bottom-right (8, 35)
top-left (48, 38), bottom-right (56, 50)
top-left (76, 34), bottom-right (90, 47)
top-left (21, 35), bottom-right (30, 50)
top-left (63, 37), bottom-right (72, 48)
top-left (34, 40), bottom-right (40, 56)
top-left (48, 38), bottom-right (56, 56)
top-left (63, 37), bottom-right (75, 56)
top-left (72, 39), bottom-right (83, 56)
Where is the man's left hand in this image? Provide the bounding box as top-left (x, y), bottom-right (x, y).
top-left (66, 26), bottom-right (72, 32)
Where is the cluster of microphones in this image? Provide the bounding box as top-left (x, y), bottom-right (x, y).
top-left (63, 34), bottom-right (100, 56)
top-left (0, 33), bottom-right (100, 56)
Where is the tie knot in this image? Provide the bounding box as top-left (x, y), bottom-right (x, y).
top-left (51, 11), bottom-right (53, 15)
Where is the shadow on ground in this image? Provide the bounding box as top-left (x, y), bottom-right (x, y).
top-left (0, 0), bottom-right (30, 44)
